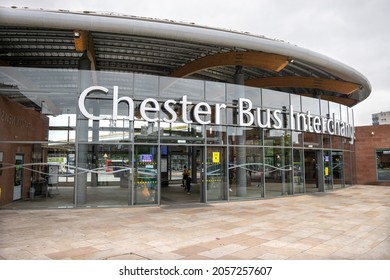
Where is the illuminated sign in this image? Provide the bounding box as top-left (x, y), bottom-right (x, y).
top-left (140, 154), bottom-right (153, 163)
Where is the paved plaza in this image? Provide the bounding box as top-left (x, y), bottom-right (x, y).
top-left (0, 185), bottom-right (389, 260)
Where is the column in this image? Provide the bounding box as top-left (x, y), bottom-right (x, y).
top-left (75, 51), bottom-right (91, 205)
top-left (234, 66), bottom-right (247, 196)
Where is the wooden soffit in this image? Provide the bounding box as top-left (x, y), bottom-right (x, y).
top-left (245, 76), bottom-right (360, 95)
top-left (74, 30), bottom-right (96, 70)
top-left (170, 51), bottom-right (289, 78)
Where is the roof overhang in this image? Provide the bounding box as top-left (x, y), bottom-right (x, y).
top-left (0, 6), bottom-right (371, 106)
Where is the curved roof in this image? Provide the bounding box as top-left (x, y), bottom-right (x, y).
top-left (0, 6), bottom-right (371, 106)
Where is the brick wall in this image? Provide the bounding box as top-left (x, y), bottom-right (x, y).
top-left (355, 125), bottom-right (390, 185)
top-left (0, 96), bottom-right (49, 206)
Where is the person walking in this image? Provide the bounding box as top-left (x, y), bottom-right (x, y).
top-left (185, 169), bottom-right (191, 194)
top-left (182, 165), bottom-right (188, 188)
top-left (182, 165), bottom-right (191, 194)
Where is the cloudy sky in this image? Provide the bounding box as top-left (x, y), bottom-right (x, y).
top-left (2, 0), bottom-right (389, 126)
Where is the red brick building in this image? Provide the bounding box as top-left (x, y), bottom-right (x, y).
top-left (0, 96), bottom-right (49, 205)
top-left (355, 125), bottom-right (390, 186)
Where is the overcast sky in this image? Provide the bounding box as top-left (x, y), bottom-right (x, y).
top-left (2, 0), bottom-right (389, 126)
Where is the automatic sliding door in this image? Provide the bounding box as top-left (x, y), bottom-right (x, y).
top-left (134, 145), bottom-right (158, 205)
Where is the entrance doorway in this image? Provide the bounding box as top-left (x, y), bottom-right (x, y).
top-left (304, 150), bottom-right (323, 193)
top-left (160, 145), bottom-right (204, 204)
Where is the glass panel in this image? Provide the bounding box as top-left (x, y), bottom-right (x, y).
top-left (95, 71), bottom-right (134, 94)
top-left (243, 87), bottom-right (262, 107)
top-left (293, 149), bottom-right (304, 194)
top-left (329, 102), bottom-right (341, 120)
top-left (160, 120), bottom-right (204, 144)
top-left (332, 151), bottom-right (344, 189)
top-left (229, 146), bottom-right (264, 200)
top-left (134, 74), bottom-right (158, 99)
top-left (78, 89), bottom-right (135, 143)
top-left (290, 94), bottom-right (301, 112)
top-left (304, 150), bottom-right (319, 193)
top-left (264, 129), bottom-right (291, 147)
top-left (262, 89), bottom-right (289, 109)
top-left (320, 100), bottom-right (329, 117)
top-left (304, 132), bottom-right (321, 148)
top-left (226, 107), bottom-right (236, 126)
top-left (228, 126), bottom-right (263, 145)
top-left (48, 114), bottom-right (76, 142)
top-left (205, 81), bottom-right (225, 103)
top-left (376, 150), bottom-right (390, 181)
top-left (134, 120), bottom-right (158, 143)
top-left (348, 107), bottom-right (354, 127)
top-left (226, 84), bottom-right (252, 104)
top-left (0, 142), bottom-right (76, 208)
top-left (323, 135), bottom-right (331, 149)
top-left (206, 125), bottom-right (226, 145)
top-left (323, 150), bottom-right (332, 190)
top-left (206, 146), bottom-right (227, 201)
top-left (164, 146), bottom-right (203, 201)
top-left (84, 119), bottom-right (134, 143)
top-left (74, 143), bottom-right (132, 207)
top-left (160, 76), bottom-right (204, 101)
top-left (292, 131), bottom-right (303, 147)
top-left (264, 147), bottom-right (292, 197)
top-left (341, 105), bottom-right (348, 122)
top-left (46, 143), bottom-right (76, 206)
top-left (344, 151), bottom-right (353, 186)
top-left (302, 96), bottom-right (320, 115)
top-left (331, 136), bottom-right (342, 149)
top-left (134, 145), bottom-right (158, 205)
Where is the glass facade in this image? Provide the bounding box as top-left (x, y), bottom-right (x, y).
top-left (0, 67), bottom-right (355, 208)
top-left (376, 149), bottom-right (390, 181)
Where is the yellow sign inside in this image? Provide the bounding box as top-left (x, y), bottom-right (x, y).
top-left (212, 152), bottom-right (220, 163)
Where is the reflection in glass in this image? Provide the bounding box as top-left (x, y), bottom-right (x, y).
top-left (321, 100), bottom-right (329, 117)
top-left (264, 130), bottom-right (291, 147)
top-left (344, 151), bottom-right (353, 186)
top-left (0, 67), bottom-right (357, 208)
top-left (323, 134), bottom-right (331, 149)
top-left (134, 74), bottom-right (158, 98)
top-left (206, 125), bottom-right (226, 144)
top-left (134, 145), bottom-right (158, 205)
top-left (134, 120), bottom-right (158, 143)
top-left (78, 144), bottom-right (133, 207)
top-left (332, 151), bottom-right (344, 189)
top-left (304, 132), bottom-right (321, 148)
top-left (264, 147), bottom-right (292, 197)
top-left (292, 131), bottom-right (303, 147)
top-left (205, 81), bottom-right (226, 103)
top-left (302, 96), bottom-right (320, 115)
top-left (206, 146), bottom-right (227, 201)
top-left (331, 136), bottom-right (342, 149)
top-left (304, 150), bottom-right (319, 192)
top-left (293, 149), bottom-right (304, 194)
top-left (160, 76), bottom-right (204, 101)
top-left (376, 150), bottom-right (390, 181)
top-left (229, 146), bottom-right (264, 200)
top-left (160, 121), bottom-right (204, 144)
top-left (290, 94), bottom-right (301, 112)
top-left (323, 150), bottom-right (332, 190)
top-left (329, 102), bottom-right (341, 120)
top-left (228, 126), bottom-right (263, 145)
top-left (262, 89), bottom-right (289, 109)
